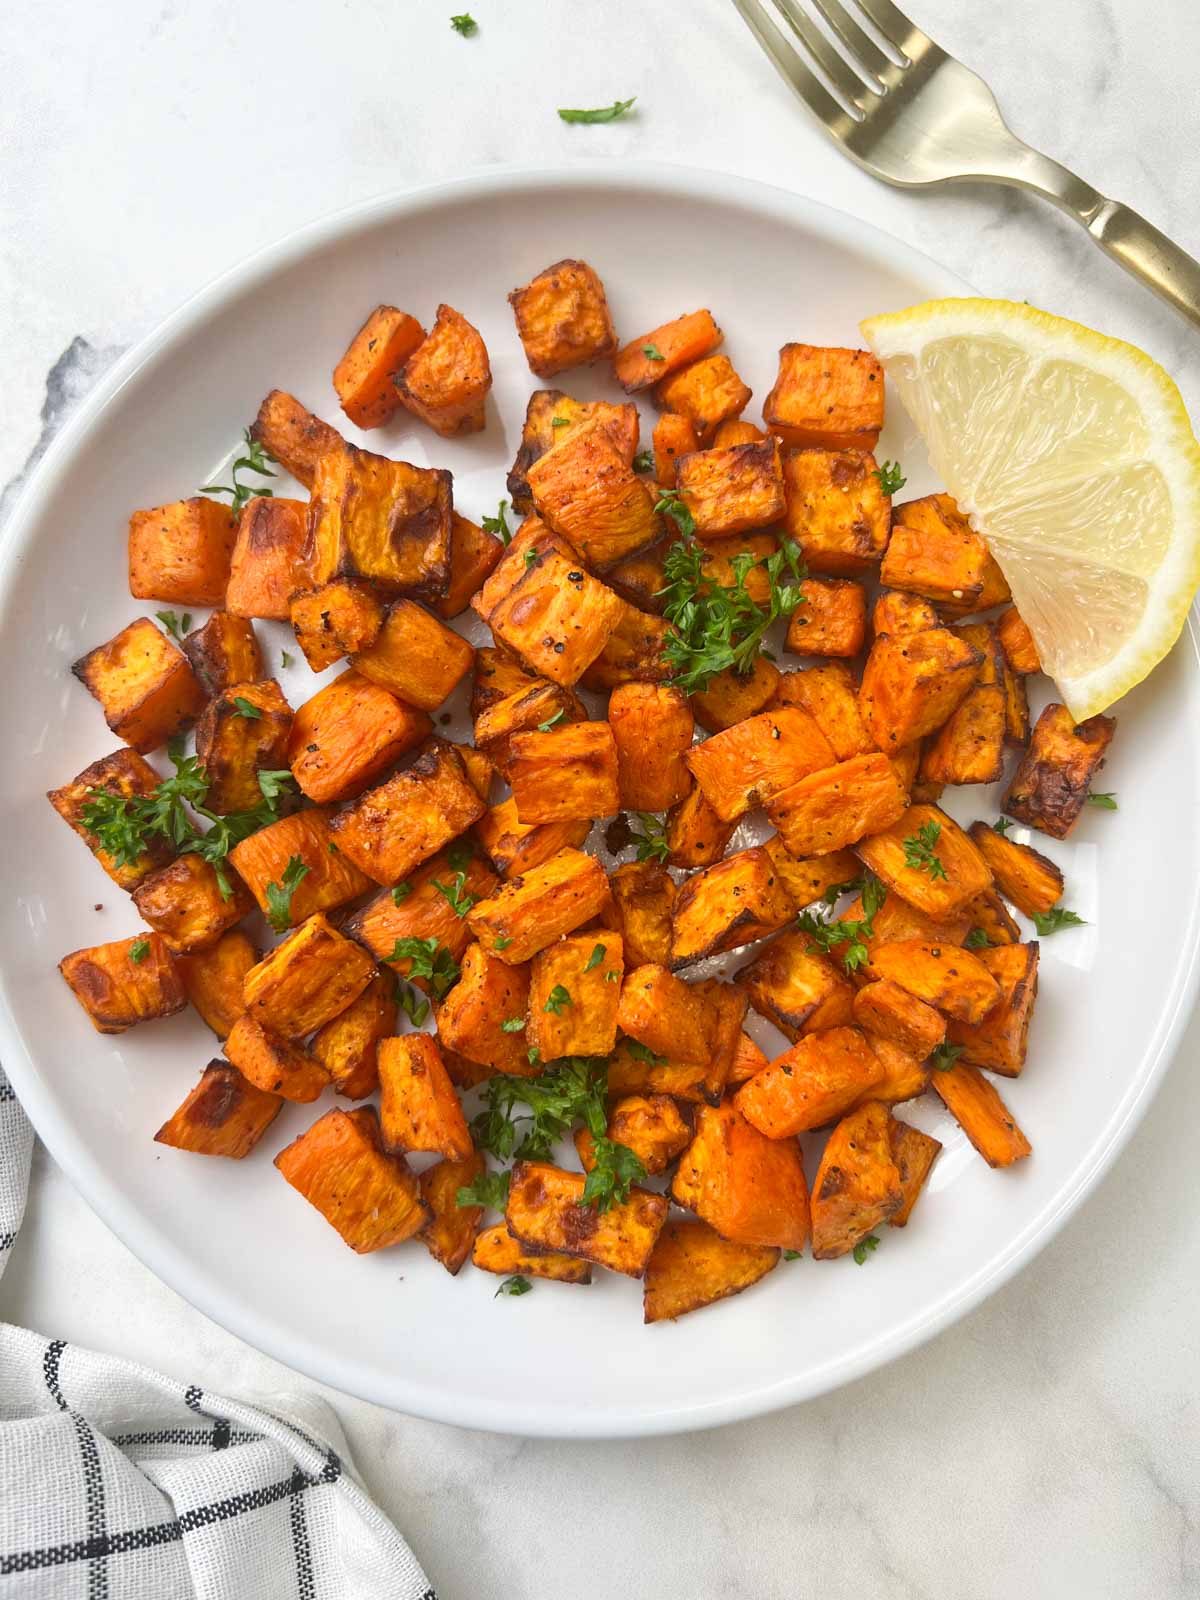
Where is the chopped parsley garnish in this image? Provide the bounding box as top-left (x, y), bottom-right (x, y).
top-left (627, 811), bottom-right (670, 864)
top-left (391, 882), bottom-right (412, 906)
top-left (264, 855), bottom-right (310, 932)
top-left (1087, 792), bottom-right (1118, 810)
top-left (584, 943), bottom-right (606, 972)
top-left (1031, 907), bottom-right (1087, 936)
top-left (625, 1039), bottom-right (666, 1066)
top-left (903, 821), bottom-right (948, 881)
top-left (658, 535), bottom-right (806, 693)
top-left (523, 547), bottom-right (539, 570)
top-left (495, 1275), bottom-right (532, 1297)
top-left (200, 429), bottom-right (277, 516)
top-left (456, 1169), bottom-right (510, 1211)
top-left (874, 460), bottom-right (906, 496)
top-left (501, 1016), bottom-right (526, 1033)
top-left (632, 449), bottom-right (654, 473)
top-left (543, 984), bottom-right (572, 1015)
top-left (654, 489), bottom-right (695, 539)
top-left (382, 936), bottom-right (461, 998)
top-left (397, 984), bottom-right (430, 1027)
top-left (642, 343), bottom-right (664, 361)
top-left (796, 878), bottom-right (886, 973)
top-left (431, 871), bottom-right (477, 918)
top-left (558, 97), bottom-right (637, 124)
top-left (129, 938), bottom-right (150, 964)
top-left (482, 498), bottom-right (511, 547)
top-left (993, 816), bottom-right (1013, 836)
top-left (929, 1042), bottom-right (964, 1072)
top-left (280, 650), bottom-right (294, 669)
top-left (783, 1249), bottom-right (802, 1261)
top-left (449, 13), bottom-right (477, 35)
top-left (964, 927), bottom-right (991, 949)
top-left (852, 1234), bottom-right (880, 1265)
top-left (551, 416), bottom-right (571, 428)
top-left (537, 708), bottom-right (567, 733)
top-left (232, 695), bottom-right (262, 720)
top-left (155, 610), bottom-right (192, 643)
top-left (494, 935), bottom-right (513, 950)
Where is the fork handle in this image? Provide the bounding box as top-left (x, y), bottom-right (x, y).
top-left (1082, 201), bottom-right (1200, 331)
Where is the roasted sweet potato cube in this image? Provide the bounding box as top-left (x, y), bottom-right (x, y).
top-left (654, 354), bottom-right (752, 445)
top-left (868, 939), bottom-right (1001, 1023)
top-left (243, 912), bottom-right (376, 1037)
top-left (676, 439), bottom-right (784, 537)
top-left (997, 606), bottom-right (1041, 674)
top-left (765, 345), bottom-right (883, 451)
top-left (48, 748), bottom-right (174, 890)
top-left (224, 1012), bottom-right (330, 1102)
top-left (435, 941), bottom-right (533, 1075)
top-left (932, 1063), bottom-right (1031, 1167)
top-left (435, 513), bottom-right (505, 620)
top-left (508, 721), bottom-right (620, 825)
top-left (846, 886), bottom-right (971, 979)
top-left (887, 1117), bottom-right (942, 1227)
top-left (859, 627), bottom-right (983, 751)
top-left (855, 803), bottom-right (993, 918)
top-left (579, 603), bottom-right (672, 690)
top-left (810, 1099), bottom-right (902, 1258)
top-left (474, 681), bottom-right (586, 776)
top-left (665, 783), bottom-right (736, 868)
top-left (472, 1223), bottom-right (593, 1283)
top-left (734, 932), bottom-right (855, 1041)
top-left (761, 838), bottom-right (861, 913)
top-left (309, 973), bottom-right (397, 1099)
top-left (669, 847), bottom-right (794, 967)
top-left (128, 497), bottom-right (236, 606)
top-left (471, 646), bottom-right (538, 718)
top-left (487, 545), bottom-right (626, 685)
top-left (965, 888), bottom-right (1021, 948)
top-left (607, 684), bottom-right (693, 811)
top-left (475, 797), bottom-right (590, 880)
top-left (671, 1101), bottom-right (809, 1251)
top-left (643, 1218), bottom-right (778, 1322)
top-left (59, 933), bottom-right (185, 1034)
top-left (505, 1161), bottom-right (668, 1276)
top-left (734, 1025), bottom-right (882, 1137)
top-left (508, 258), bottom-right (617, 377)
top-left (73, 617), bottom-right (205, 753)
top-left (250, 390), bottom-right (343, 491)
top-left (880, 495), bottom-right (988, 607)
top-left (506, 391), bottom-right (639, 513)
top-left (183, 612), bottom-right (263, 696)
top-left (467, 846), bottom-right (611, 963)
top-left (306, 439), bottom-right (453, 599)
top-left (275, 1106), bottom-right (428, 1251)
top-left (601, 862), bottom-right (675, 967)
top-left (528, 932), bottom-right (624, 1060)
top-left (605, 1038), bottom-right (708, 1103)
top-left (351, 599), bottom-right (474, 710)
top-left (345, 847), bottom-right (497, 968)
top-left (577, 1094), bottom-right (691, 1180)
top-left (605, 538), bottom-right (670, 614)
top-left (873, 589), bottom-right (939, 638)
top-left (852, 978), bottom-right (946, 1058)
top-left (766, 751), bottom-right (907, 857)
top-left (785, 578), bottom-right (867, 658)
top-left (782, 448), bottom-right (890, 575)
top-left (396, 302), bottom-right (491, 436)
top-left (616, 962), bottom-right (715, 1066)
top-left (692, 977), bottom-right (750, 1101)
top-left (919, 683), bottom-right (1006, 786)
top-left (713, 420), bottom-right (765, 448)
top-left (728, 1029), bottom-right (770, 1086)
top-left (132, 854), bottom-right (254, 955)
top-left (333, 304), bottom-right (425, 429)
top-left (773, 663), bottom-right (874, 760)
top-left (289, 581), bottom-right (385, 672)
top-left (613, 309), bottom-right (723, 393)
top-left (226, 497), bottom-right (310, 622)
top-left (229, 807), bottom-right (372, 926)
top-left (697, 531), bottom-right (778, 605)
top-left (689, 656), bottom-right (781, 734)
top-left (1003, 703), bottom-right (1116, 839)
top-left (177, 929), bottom-right (259, 1038)
top-left (686, 706), bottom-right (836, 823)
top-left (652, 413), bottom-right (699, 486)
top-left (330, 741), bottom-right (485, 886)
top-left (154, 1060), bottom-right (281, 1159)
top-left (967, 822), bottom-right (1063, 916)
top-left (946, 941), bottom-right (1039, 1076)
top-left (288, 670), bottom-right (431, 804)
top-left (857, 1034), bottom-right (929, 1109)
top-left (378, 1034), bottom-right (472, 1160)
top-left (194, 679), bottom-right (292, 815)
top-left (471, 516), bottom-right (569, 618)
top-left (1001, 656), bottom-right (1030, 747)
top-left (527, 421), bottom-right (661, 570)
top-left (420, 1152), bottom-right (486, 1275)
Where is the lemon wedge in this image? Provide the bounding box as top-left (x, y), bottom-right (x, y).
top-left (861, 299), bottom-right (1200, 720)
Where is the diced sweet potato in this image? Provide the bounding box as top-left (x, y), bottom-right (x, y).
top-left (351, 599), bottom-right (475, 710)
top-left (226, 497), bottom-right (310, 622)
top-left (508, 258), bottom-right (617, 377)
top-left (72, 618), bottom-right (205, 753)
top-left (809, 1099), bottom-right (902, 1258)
top-left (507, 392), bottom-right (639, 514)
top-left (665, 783), bottom-right (736, 868)
top-left (474, 797), bottom-right (590, 880)
top-left (128, 497), bottom-right (236, 606)
top-left (654, 354), bottom-right (752, 445)
top-left (224, 1012), bottom-right (330, 1102)
top-left (329, 741), bottom-right (486, 886)
top-left (131, 854), bottom-right (254, 955)
top-left (932, 1062), bottom-right (1031, 1167)
top-left (275, 1106), bottom-right (428, 1251)
top-left (728, 1029), bottom-right (770, 1086)
top-left (689, 656), bottom-right (781, 734)
top-left (309, 972), bottom-right (397, 1099)
top-left (868, 939), bottom-right (1001, 1023)
top-left (576, 1094), bottom-right (691, 1180)
top-left (472, 1223), bottom-right (593, 1283)
top-left (471, 516), bottom-right (569, 616)
top-left (333, 304), bottom-right (425, 428)
top-left (714, 420), bottom-right (764, 448)
top-left (873, 589), bottom-right (939, 638)
top-left (880, 495), bottom-right (988, 607)
top-left (605, 538), bottom-right (670, 614)
top-left (579, 604), bottom-right (673, 690)
top-left (435, 941), bottom-right (533, 1076)
top-left (345, 847), bottom-right (498, 969)
top-left (1003, 703), bottom-right (1116, 839)
top-left (695, 979), bottom-right (752, 1103)
top-left (672, 1101), bottom-right (809, 1251)
top-left (194, 679), bottom-right (293, 815)
top-left (698, 531), bottom-right (778, 605)
top-left (766, 751), bottom-right (907, 857)
top-left (767, 348), bottom-right (883, 453)
top-left (786, 578), bottom-right (867, 658)
top-left (997, 606), bottom-right (1041, 674)
top-left (669, 847), bottom-right (794, 967)
top-left (378, 1033), bottom-right (472, 1160)
top-left (613, 310), bottom-right (723, 393)
top-left (59, 933), bottom-right (185, 1034)
top-left (607, 683), bottom-right (693, 811)
top-left (289, 581), bottom-right (385, 672)
top-left (508, 721), bottom-right (620, 825)
top-left (48, 748), bottom-right (174, 891)
top-left (526, 420), bottom-right (661, 570)
top-left (243, 912), bottom-right (376, 1037)
top-left (1001, 654), bottom-right (1030, 747)
top-left (652, 412), bottom-right (699, 487)
top-left (467, 846), bottom-right (611, 963)
top-left (675, 439), bottom-right (784, 537)
top-left (919, 682), bottom-right (1006, 786)
top-left (643, 1218), bottom-right (778, 1322)
top-left (967, 822), bottom-right (1063, 916)
top-left (686, 706), bottom-right (836, 823)
top-left (773, 663), bottom-right (874, 761)
top-left (606, 1038), bottom-right (708, 1102)
top-left (855, 803), bottom-right (993, 918)
top-left (305, 439), bottom-right (453, 599)
top-left (946, 941), bottom-right (1039, 1076)
top-left (943, 548), bottom-right (1011, 617)
top-left (528, 931), bottom-right (624, 1060)
top-left (852, 978), bottom-right (946, 1058)
top-left (288, 670), bottom-right (431, 804)
top-left (735, 932), bottom-right (856, 1041)
top-left (965, 888), bottom-right (1021, 948)
top-left (250, 390), bottom-right (343, 491)
top-left (601, 862), bottom-right (675, 967)
top-left (183, 612), bottom-right (263, 696)
top-left (844, 886), bottom-right (971, 979)
top-left (229, 807), bottom-right (372, 925)
top-left (474, 681), bottom-right (586, 776)
top-left (435, 513), bottom-right (505, 621)
top-left (413, 1154), bottom-right (482, 1277)
top-left (154, 1060), bottom-right (281, 1159)
top-left (859, 627), bottom-right (983, 751)
top-left (485, 544), bottom-right (626, 686)
top-left (781, 447), bottom-right (890, 574)
top-left (858, 1034), bottom-right (929, 1109)
top-left (887, 1117), bottom-right (942, 1227)
top-left (396, 302), bottom-right (491, 436)
top-left (177, 929), bottom-right (259, 1038)
top-left (616, 962), bottom-right (715, 1066)
top-left (471, 645), bottom-right (537, 718)
top-left (734, 1026), bottom-right (881, 1136)
top-left (761, 838), bottom-right (860, 913)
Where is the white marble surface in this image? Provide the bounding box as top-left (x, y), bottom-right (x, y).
top-left (4, 1), bottom-right (1200, 1594)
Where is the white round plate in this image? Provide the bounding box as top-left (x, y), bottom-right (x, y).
top-left (2, 166), bottom-right (1198, 1438)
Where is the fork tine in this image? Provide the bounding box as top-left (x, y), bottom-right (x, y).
top-left (771, 0), bottom-right (879, 108)
top-left (807, 0), bottom-right (892, 82)
top-left (732, 0), bottom-right (855, 131)
top-left (850, 0), bottom-right (931, 61)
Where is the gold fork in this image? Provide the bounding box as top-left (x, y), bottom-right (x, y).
top-left (733, 0), bottom-right (1200, 328)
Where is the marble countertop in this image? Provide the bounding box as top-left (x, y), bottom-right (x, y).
top-left (3, 2), bottom-right (1199, 1594)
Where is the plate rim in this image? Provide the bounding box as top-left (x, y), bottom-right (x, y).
top-left (4, 160), bottom-right (1199, 1438)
